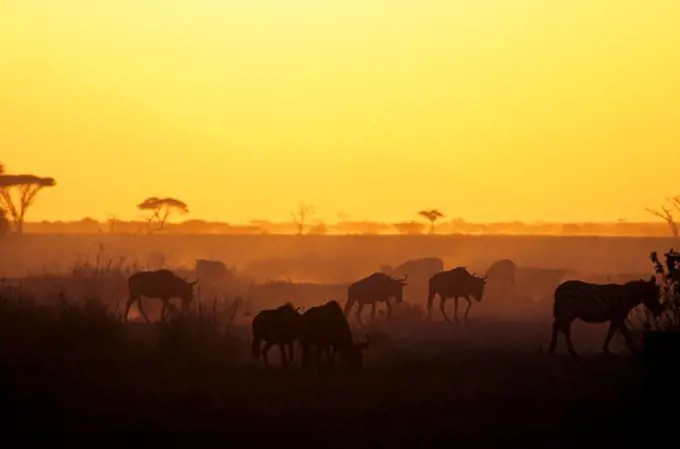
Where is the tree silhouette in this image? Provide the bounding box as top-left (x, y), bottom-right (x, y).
top-left (0, 207), bottom-right (9, 237)
top-left (137, 197), bottom-right (189, 232)
top-left (646, 198), bottom-right (680, 237)
top-left (0, 167), bottom-right (56, 234)
top-left (418, 209), bottom-right (444, 235)
top-left (292, 203), bottom-right (314, 235)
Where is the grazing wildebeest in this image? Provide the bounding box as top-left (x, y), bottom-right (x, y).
top-left (195, 259), bottom-right (230, 297)
top-left (299, 300), bottom-right (371, 372)
top-left (251, 303), bottom-right (303, 368)
top-left (547, 276), bottom-right (663, 357)
top-left (381, 257), bottom-right (444, 280)
top-left (344, 272), bottom-right (408, 326)
top-left (484, 258), bottom-right (516, 288)
top-left (427, 267), bottom-right (487, 323)
top-left (515, 266), bottom-right (576, 302)
top-left (126, 269), bottom-right (198, 323)
top-left (196, 259), bottom-right (228, 281)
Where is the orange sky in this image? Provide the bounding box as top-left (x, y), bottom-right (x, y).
top-left (1, 1), bottom-right (679, 224)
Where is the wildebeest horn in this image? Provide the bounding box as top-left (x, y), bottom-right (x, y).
top-left (189, 280), bottom-right (198, 286)
top-left (398, 274), bottom-right (408, 283)
top-left (356, 333), bottom-right (371, 350)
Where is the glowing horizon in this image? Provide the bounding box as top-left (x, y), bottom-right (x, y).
top-left (2, 2), bottom-right (679, 225)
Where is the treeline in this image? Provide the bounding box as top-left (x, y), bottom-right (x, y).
top-left (19, 217), bottom-right (672, 237)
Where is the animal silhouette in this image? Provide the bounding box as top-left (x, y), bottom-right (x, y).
top-left (251, 303), bottom-right (303, 368)
top-left (547, 276), bottom-right (663, 357)
top-left (126, 269), bottom-right (198, 323)
top-left (485, 258), bottom-right (516, 287)
top-left (427, 267), bottom-right (487, 323)
top-left (345, 272), bottom-right (408, 326)
top-left (300, 300), bottom-right (371, 372)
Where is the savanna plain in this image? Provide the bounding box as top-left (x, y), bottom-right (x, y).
top-left (0, 234), bottom-right (669, 443)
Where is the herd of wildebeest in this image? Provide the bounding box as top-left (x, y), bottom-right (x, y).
top-left (123, 254), bottom-right (680, 371)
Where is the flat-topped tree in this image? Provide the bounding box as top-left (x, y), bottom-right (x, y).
top-left (0, 167), bottom-right (56, 234)
top-left (418, 209), bottom-right (444, 235)
top-left (137, 196), bottom-right (189, 232)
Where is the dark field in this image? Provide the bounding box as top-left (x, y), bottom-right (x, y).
top-left (0, 234), bottom-right (669, 443)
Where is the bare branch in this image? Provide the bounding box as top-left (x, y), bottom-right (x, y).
top-left (292, 203), bottom-right (314, 235)
top-left (646, 206), bottom-right (679, 237)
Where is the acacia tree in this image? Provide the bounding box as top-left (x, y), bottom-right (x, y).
top-left (0, 166), bottom-right (56, 234)
top-left (137, 197), bottom-right (189, 232)
top-left (418, 209), bottom-right (444, 235)
top-left (292, 203), bottom-right (314, 235)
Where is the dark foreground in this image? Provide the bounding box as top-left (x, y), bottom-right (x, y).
top-left (0, 321), bottom-right (653, 446)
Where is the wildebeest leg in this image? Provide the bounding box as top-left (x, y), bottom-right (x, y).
top-left (453, 297), bottom-right (460, 323)
top-left (602, 322), bottom-right (618, 355)
top-left (324, 346), bottom-right (333, 369)
top-left (385, 300), bottom-right (392, 321)
top-left (371, 302), bottom-right (376, 323)
top-left (616, 321), bottom-right (639, 356)
top-left (261, 342), bottom-right (273, 368)
top-left (547, 321), bottom-right (559, 354)
top-left (562, 323), bottom-right (578, 357)
top-left (330, 346), bottom-right (338, 367)
top-left (301, 342), bottom-right (312, 369)
top-left (124, 297), bottom-right (137, 321)
top-left (159, 299), bottom-right (168, 323)
top-left (440, 298), bottom-right (452, 323)
top-left (137, 297), bottom-right (152, 324)
top-left (279, 343), bottom-right (288, 367)
top-left (356, 303), bottom-right (365, 327)
top-left (288, 342), bottom-right (295, 365)
top-left (463, 297), bottom-right (472, 323)
top-left (314, 345), bottom-right (325, 371)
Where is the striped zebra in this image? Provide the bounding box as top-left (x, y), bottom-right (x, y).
top-left (547, 276), bottom-right (663, 357)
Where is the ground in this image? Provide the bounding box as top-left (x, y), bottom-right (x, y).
top-left (0, 317), bottom-right (647, 444)
top-left (0, 234), bottom-right (667, 443)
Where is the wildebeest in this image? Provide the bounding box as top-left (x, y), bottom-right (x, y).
top-left (484, 258), bottom-right (516, 287)
top-left (126, 269), bottom-right (198, 323)
top-left (515, 266), bottom-right (576, 302)
top-left (547, 276), bottom-right (663, 357)
top-left (195, 259), bottom-right (230, 296)
top-left (381, 257), bottom-right (444, 280)
top-left (299, 300), bottom-right (371, 372)
top-left (427, 267), bottom-right (487, 323)
top-left (344, 272), bottom-right (408, 326)
top-left (251, 303), bottom-right (303, 368)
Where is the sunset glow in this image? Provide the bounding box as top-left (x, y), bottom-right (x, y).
top-left (2, 1), bottom-right (679, 224)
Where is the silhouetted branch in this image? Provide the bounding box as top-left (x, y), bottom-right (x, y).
top-left (291, 203), bottom-right (314, 235)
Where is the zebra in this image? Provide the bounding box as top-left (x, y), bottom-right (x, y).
top-left (547, 276), bottom-right (663, 357)
top-left (427, 267), bottom-right (487, 323)
top-left (251, 303), bottom-right (303, 368)
top-left (345, 272), bottom-right (408, 326)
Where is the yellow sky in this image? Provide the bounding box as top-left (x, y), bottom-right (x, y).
top-left (1, 1), bottom-right (679, 224)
